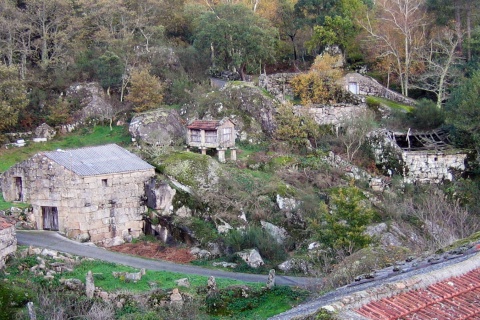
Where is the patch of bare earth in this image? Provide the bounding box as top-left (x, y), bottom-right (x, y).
top-left (108, 242), bottom-right (196, 264)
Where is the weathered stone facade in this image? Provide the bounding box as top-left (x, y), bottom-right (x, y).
top-left (369, 130), bottom-right (468, 184)
top-left (258, 73), bottom-right (297, 102)
top-left (1, 144), bottom-right (155, 246)
top-left (297, 103), bottom-right (368, 126)
top-left (342, 73), bottom-right (415, 105)
top-left (0, 216), bottom-right (16, 269)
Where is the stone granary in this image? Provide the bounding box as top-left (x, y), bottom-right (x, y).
top-left (370, 129), bottom-right (468, 184)
top-left (186, 118), bottom-right (236, 162)
top-left (1, 144), bottom-right (155, 247)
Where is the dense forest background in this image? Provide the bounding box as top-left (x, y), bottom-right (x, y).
top-left (0, 0), bottom-right (479, 152)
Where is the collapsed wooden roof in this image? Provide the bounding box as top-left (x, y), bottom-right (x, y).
top-left (389, 129), bottom-right (453, 151)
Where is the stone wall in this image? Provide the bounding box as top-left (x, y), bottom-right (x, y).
top-left (0, 216), bottom-right (16, 269)
top-left (402, 151), bottom-right (467, 184)
top-left (368, 130), bottom-right (468, 184)
top-left (343, 73), bottom-right (415, 105)
top-left (298, 103), bottom-right (368, 126)
top-left (258, 73), bottom-right (298, 101)
top-left (1, 154), bottom-right (154, 247)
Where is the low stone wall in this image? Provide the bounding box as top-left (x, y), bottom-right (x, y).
top-left (0, 216), bottom-right (17, 269)
top-left (258, 73), bottom-right (298, 101)
top-left (297, 103), bottom-right (368, 126)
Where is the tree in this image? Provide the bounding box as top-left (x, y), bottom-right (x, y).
top-left (339, 110), bottom-right (377, 161)
top-left (308, 185), bottom-right (375, 256)
top-left (96, 51), bottom-right (124, 93)
top-left (445, 70), bottom-right (480, 156)
top-left (126, 68), bottom-right (164, 112)
top-left (362, 0), bottom-right (428, 97)
top-left (412, 28), bottom-right (464, 108)
top-left (290, 53), bottom-right (345, 104)
top-left (193, 4), bottom-right (277, 79)
top-left (0, 63), bottom-right (28, 132)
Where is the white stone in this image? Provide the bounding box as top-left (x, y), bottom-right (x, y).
top-left (236, 249), bottom-right (264, 268)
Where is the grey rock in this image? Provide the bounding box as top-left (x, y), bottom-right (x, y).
top-left (236, 249), bottom-right (264, 268)
top-left (85, 270), bottom-right (95, 299)
top-left (266, 269), bottom-right (275, 289)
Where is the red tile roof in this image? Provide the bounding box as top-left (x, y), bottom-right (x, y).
top-left (187, 120), bottom-right (221, 130)
top-left (356, 268), bottom-right (480, 319)
top-left (0, 216), bottom-right (15, 230)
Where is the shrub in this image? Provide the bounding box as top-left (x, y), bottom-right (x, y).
top-left (409, 98), bottom-right (445, 130)
top-left (224, 226), bottom-right (287, 262)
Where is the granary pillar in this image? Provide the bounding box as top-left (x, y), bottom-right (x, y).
top-left (200, 148), bottom-right (207, 155)
top-left (217, 148), bottom-right (226, 163)
top-left (230, 148), bottom-right (237, 161)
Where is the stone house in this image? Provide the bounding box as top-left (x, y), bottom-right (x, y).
top-left (369, 129), bottom-right (468, 184)
top-left (186, 118), bottom-right (236, 162)
top-left (1, 144), bottom-right (155, 247)
top-left (0, 216), bottom-right (16, 269)
top-left (342, 72), bottom-right (415, 105)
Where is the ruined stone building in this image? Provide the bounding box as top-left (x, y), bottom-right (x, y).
top-left (186, 118), bottom-right (236, 162)
top-left (369, 129), bottom-right (468, 184)
top-left (1, 144), bottom-right (155, 247)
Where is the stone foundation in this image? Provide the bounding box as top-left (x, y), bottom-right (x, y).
top-left (0, 216), bottom-right (17, 269)
top-left (298, 103), bottom-right (368, 126)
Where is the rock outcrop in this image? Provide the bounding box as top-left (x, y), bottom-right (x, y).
top-left (0, 216), bottom-right (16, 269)
top-left (129, 108), bottom-right (186, 146)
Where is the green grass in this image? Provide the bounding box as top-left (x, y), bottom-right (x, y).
top-left (0, 125), bottom-right (131, 173)
top-left (366, 96), bottom-right (414, 112)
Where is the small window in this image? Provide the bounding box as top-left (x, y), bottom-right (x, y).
top-left (102, 179), bottom-right (108, 187)
top-left (190, 129), bottom-right (201, 143)
top-left (205, 130), bottom-right (217, 143)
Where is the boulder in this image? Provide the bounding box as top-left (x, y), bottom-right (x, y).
top-left (175, 278), bottom-right (190, 288)
top-left (145, 178), bottom-right (176, 214)
top-left (278, 258), bottom-right (313, 275)
top-left (190, 247), bottom-right (211, 260)
top-left (212, 262), bottom-right (237, 268)
top-left (236, 249), bottom-right (264, 268)
top-left (261, 221), bottom-right (288, 244)
top-left (34, 123), bottom-right (56, 140)
top-left (61, 278), bottom-right (84, 291)
top-left (129, 108), bottom-right (185, 146)
top-left (66, 82), bottom-right (115, 122)
top-left (170, 288), bottom-right (183, 305)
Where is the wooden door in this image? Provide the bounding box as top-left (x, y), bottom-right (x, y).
top-left (42, 206), bottom-right (59, 231)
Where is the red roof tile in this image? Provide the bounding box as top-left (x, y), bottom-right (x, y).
top-left (187, 120), bottom-right (221, 130)
top-left (356, 268), bottom-right (480, 320)
top-left (0, 216), bottom-right (15, 230)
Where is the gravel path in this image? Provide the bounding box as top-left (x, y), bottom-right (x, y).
top-left (17, 230), bottom-right (318, 287)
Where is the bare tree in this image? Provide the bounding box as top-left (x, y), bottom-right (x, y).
top-left (412, 28), bottom-right (464, 108)
top-left (339, 110), bottom-right (377, 162)
top-left (361, 0), bottom-right (428, 97)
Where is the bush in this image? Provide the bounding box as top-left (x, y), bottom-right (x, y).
top-left (225, 226), bottom-right (287, 262)
top-left (409, 98), bottom-right (445, 130)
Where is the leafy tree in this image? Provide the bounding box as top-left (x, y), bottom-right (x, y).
top-left (309, 186), bottom-right (375, 256)
top-left (290, 53), bottom-right (344, 104)
top-left (0, 63), bottom-right (28, 132)
top-left (339, 110), bottom-right (377, 161)
top-left (445, 70), bottom-right (480, 155)
top-left (126, 68), bottom-right (165, 112)
top-left (409, 98), bottom-right (445, 130)
top-left (95, 51), bottom-right (124, 92)
top-left (193, 4), bottom-right (277, 79)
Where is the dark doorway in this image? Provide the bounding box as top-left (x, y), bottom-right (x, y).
top-left (42, 206), bottom-right (59, 231)
top-left (14, 177), bottom-right (22, 201)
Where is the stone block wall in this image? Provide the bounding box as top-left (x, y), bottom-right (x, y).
top-left (298, 103), bottom-right (368, 126)
top-left (402, 152), bottom-right (467, 184)
top-left (1, 154), bottom-right (154, 247)
top-left (0, 217), bottom-right (16, 269)
top-left (258, 73), bottom-right (298, 101)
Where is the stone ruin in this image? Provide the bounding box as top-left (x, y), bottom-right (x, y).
top-left (369, 129), bottom-right (469, 184)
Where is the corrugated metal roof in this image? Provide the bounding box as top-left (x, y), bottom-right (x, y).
top-left (187, 120), bottom-right (221, 130)
top-left (44, 144), bottom-right (154, 176)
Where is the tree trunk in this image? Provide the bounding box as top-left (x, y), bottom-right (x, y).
top-left (455, 0), bottom-right (463, 55)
